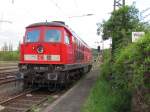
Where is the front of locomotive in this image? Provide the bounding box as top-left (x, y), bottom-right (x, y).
top-left (18, 22), bottom-right (66, 87)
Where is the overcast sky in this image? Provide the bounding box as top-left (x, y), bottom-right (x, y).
top-left (0, 0), bottom-right (150, 50)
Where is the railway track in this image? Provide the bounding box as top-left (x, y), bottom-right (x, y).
top-left (0, 89), bottom-right (61, 112)
top-left (0, 76), bottom-right (17, 85)
top-left (0, 64), bottom-right (87, 111)
top-left (0, 66), bottom-right (18, 74)
top-left (0, 66), bottom-right (19, 85)
top-left (0, 62), bottom-right (18, 67)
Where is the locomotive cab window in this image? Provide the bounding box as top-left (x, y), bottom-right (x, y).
top-left (45, 30), bottom-right (61, 42)
top-left (25, 30), bottom-right (40, 42)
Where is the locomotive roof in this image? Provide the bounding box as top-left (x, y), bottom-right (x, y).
top-left (26, 22), bottom-right (90, 49)
top-left (26, 22), bottom-right (66, 28)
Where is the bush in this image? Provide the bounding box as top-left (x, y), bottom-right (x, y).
top-left (82, 33), bottom-right (150, 112)
top-left (100, 49), bottom-right (112, 80)
top-left (82, 50), bottom-right (131, 112)
top-left (111, 34), bottom-right (150, 111)
top-left (112, 33), bottom-right (150, 90)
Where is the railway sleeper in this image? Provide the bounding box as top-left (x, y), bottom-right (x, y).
top-left (4, 103), bottom-right (30, 109)
top-left (1, 106), bottom-right (27, 112)
top-left (16, 99), bottom-right (40, 104)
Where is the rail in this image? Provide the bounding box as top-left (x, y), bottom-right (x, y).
top-left (0, 88), bottom-right (61, 112)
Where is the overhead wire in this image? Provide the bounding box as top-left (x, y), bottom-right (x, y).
top-left (74, 0), bottom-right (78, 8)
top-left (50, 0), bottom-right (62, 11)
top-left (49, 0), bottom-right (69, 20)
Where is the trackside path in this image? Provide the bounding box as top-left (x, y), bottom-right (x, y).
top-left (43, 67), bottom-right (99, 112)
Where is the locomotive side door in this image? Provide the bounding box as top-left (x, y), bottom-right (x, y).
top-left (64, 31), bottom-right (73, 63)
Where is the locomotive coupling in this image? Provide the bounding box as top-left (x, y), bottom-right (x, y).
top-left (46, 72), bottom-right (58, 80)
top-left (15, 72), bottom-right (24, 80)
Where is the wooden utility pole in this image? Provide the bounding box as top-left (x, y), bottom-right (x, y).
top-left (123, 0), bottom-right (125, 6)
top-left (114, 0), bottom-right (125, 11)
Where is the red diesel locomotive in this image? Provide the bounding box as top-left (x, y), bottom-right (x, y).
top-left (19, 21), bottom-right (92, 88)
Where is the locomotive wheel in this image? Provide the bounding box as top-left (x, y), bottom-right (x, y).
top-left (23, 77), bottom-right (32, 89)
top-left (22, 70), bottom-right (34, 89)
top-left (88, 65), bottom-right (92, 72)
top-left (58, 71), bottom-right (70, 90)
top-left (64, 71), bottom-right (70, 89)
top-left (23, 80), bottom-right (29, 89)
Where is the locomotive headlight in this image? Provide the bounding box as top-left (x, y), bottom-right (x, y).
top-left (37, 45), bottom-right (44, 53)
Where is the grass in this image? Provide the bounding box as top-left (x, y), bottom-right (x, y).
top-left (47, 96), bottom-right (53, 103)
top-left (0, 51), bottom-right (19, 61)
top-left (81, 78), bottom-right (124, 112)
top-left (30, 105), bottom-right (40, 112)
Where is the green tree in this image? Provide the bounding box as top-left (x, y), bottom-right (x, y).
top-left (101, 6), bottom-right (141, 53)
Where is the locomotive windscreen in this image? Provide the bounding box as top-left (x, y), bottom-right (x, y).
top-left (25, 29), bottom-right (61, 43)
top-left (25, 30), bottom-right (40, 42)
top-left (44, 29), bottom-right (61, 42)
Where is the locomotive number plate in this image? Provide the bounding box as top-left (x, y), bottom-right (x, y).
top-left (24, 54), bottom-right (60, 61)
top-left (37, 54), bottom-right (44, 61)
top-left (24, 55), bottom-right (38, 61)
top-left (46, 55), bottom-right (51, 60)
